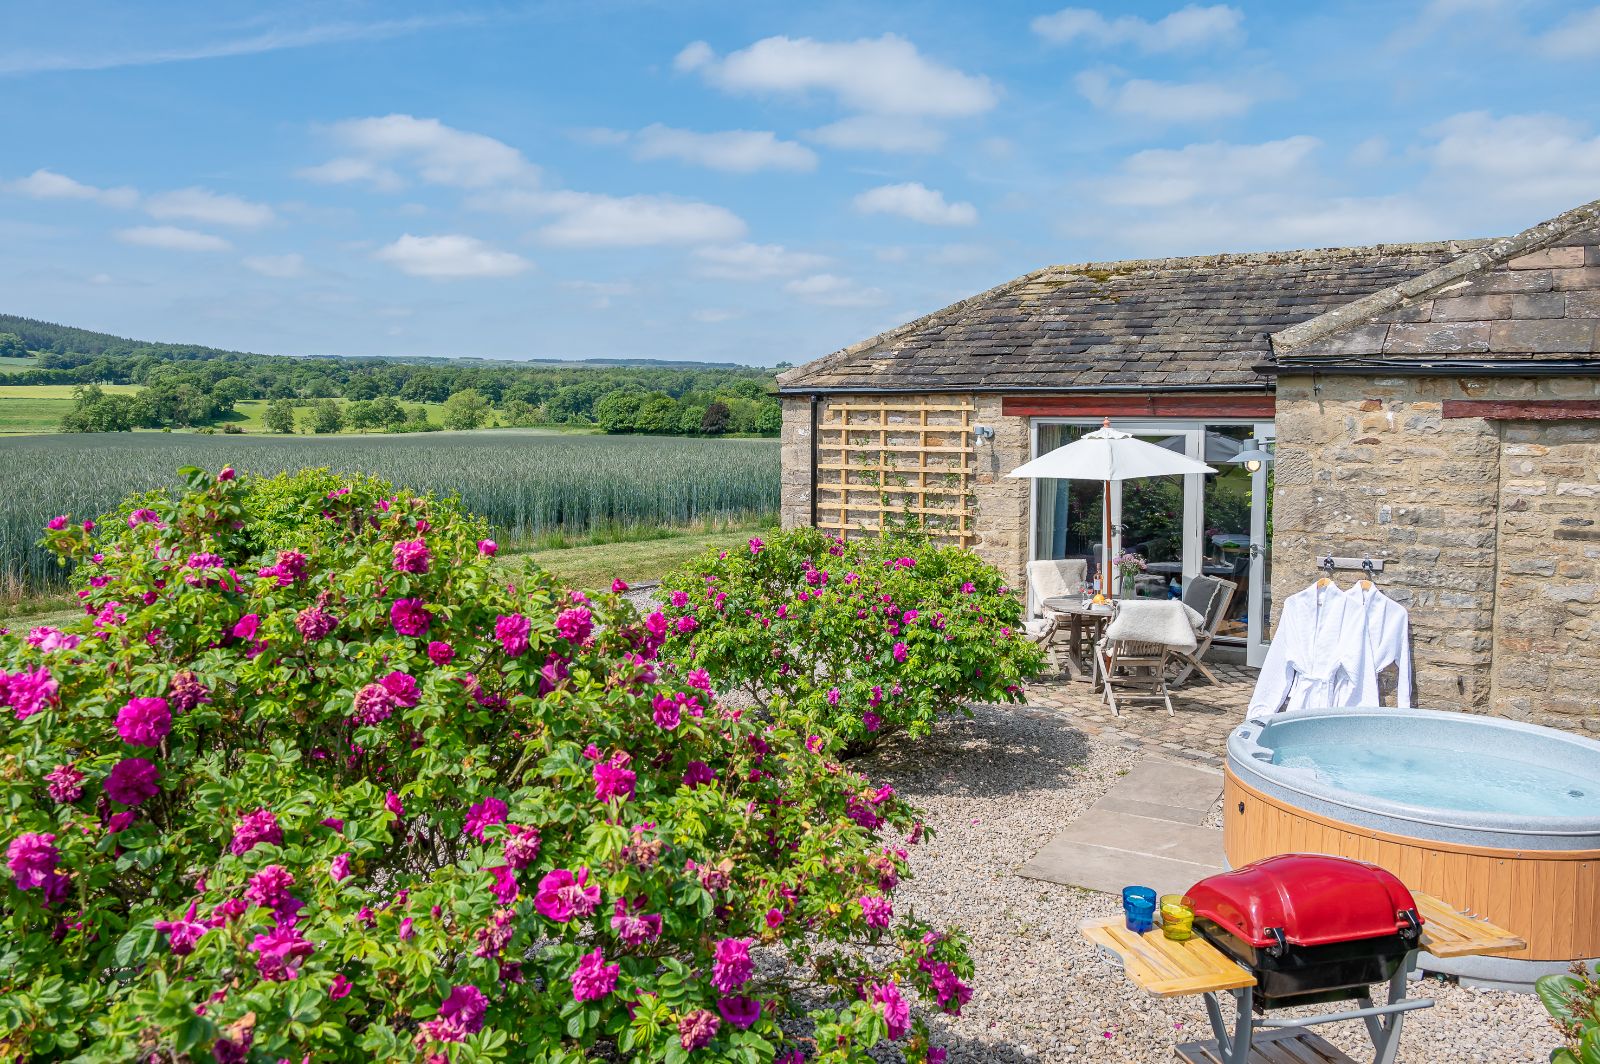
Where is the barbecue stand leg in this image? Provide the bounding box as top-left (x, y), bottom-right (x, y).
top-left (1371, 952), bottom-right (1421, 1064)
top-left (1201, 987), bottom-right (1254, 1064)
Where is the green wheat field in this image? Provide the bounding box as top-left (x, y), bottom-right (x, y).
top-left (0, 430), bottom-right (779, 594)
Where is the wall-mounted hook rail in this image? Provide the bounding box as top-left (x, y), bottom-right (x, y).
top-left (1316, 554), bottom-right (1387, 573)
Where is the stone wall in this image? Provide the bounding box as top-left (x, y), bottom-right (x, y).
top-left (1494, 416), bottom-right (1600, 730)
top-left (779, 394), bottom-right (1031, 586)
top-left (1272, 373), bottom-right (1600, 733)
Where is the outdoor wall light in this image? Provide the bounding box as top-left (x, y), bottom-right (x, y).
top-left (973, 424), bottom-right (995, 441)
top-left (1231, 437), bottom-right (1274, 473)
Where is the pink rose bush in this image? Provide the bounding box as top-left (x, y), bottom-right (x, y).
top-left (658, 527), bottom-right (1039, 752)
top-left (1, 468), bottom-right (968, 1062)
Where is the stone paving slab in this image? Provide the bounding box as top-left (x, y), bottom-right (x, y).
top-left (1050, 807), bottom-right (1225, 867)
top-left (1110, 760), bottom-right (1226, 818)
top-left (1018, 757), bottom-right (1226, 897)
top-left (1021, 836), bottom-right (1223, 898)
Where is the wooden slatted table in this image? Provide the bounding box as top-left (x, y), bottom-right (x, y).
top-left (1411, 892), bottom-right (1527, 959)
top-left (1081, 919), bottom-right (1256, 997)
top-left (1081, 898), bottom-right (1526, 1064)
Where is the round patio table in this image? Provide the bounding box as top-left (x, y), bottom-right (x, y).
top-left (1039, 597), bottom-right (1115, 683)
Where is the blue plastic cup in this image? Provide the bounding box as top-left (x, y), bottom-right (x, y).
top-left (1122, 885), bottom-right (1157, 933)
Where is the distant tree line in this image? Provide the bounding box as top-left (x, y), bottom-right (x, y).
top-left (0, 314), bottom-right (784, 436)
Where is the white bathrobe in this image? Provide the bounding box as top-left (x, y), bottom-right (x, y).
top-left (1248, 583), bottom-right (1371, 717)
top-left (1344, 583), bottom-right (1413, 708)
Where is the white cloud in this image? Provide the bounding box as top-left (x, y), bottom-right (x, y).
top-left (7, 168), bottom-right (138, 207)
top-left (692, 308), bottom-right (737, 323)
top-left (631, 124), bottom-right (817, 173)
top-left (785, 274), bottom-right (887, 307)
top-left (853, 182), bottom-right (977, 226)
top-left (308, 114), bottom-right (538, 189)
top-left (1032, 4), bottom-right (1244, 51)
top-left (1423, 111), bottom-right (1600, 205)
top-left (373, 234), bottom-right (530, 278)
top-left (146, 187), bottom-right (274, 228)
top-left (115, 225), bottom-right (231, 251)
top-left (1100, 136), bottom-right (1320, 207)
top-left (0, 14), bottom-right (483, 76)
top-left (1539, 7), bottom-right (1600, 57)
top-left (693, 242), bottom-right (831, 280)
top-left (674, 40), bottom-right (715, 72)
top-left (539, 194), bottom-right (746, 247)
top-left (1075, 71), bottom-right (1254, 121)
top-left (684, 34), bottom-right (996, 118)
top-left (297, 157), bottom-right (405, 192)
top-left (804, 115), bottom-right (945, 153)
top-left (242, 253), bottom-right (306, 278)
top-left (476, 189), bottom-right (747, 248)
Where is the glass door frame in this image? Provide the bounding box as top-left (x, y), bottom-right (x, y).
top-left (1027, 416), bottom-right (1274, 664)
top-left (1245, 421), bottom-right (1274, 667)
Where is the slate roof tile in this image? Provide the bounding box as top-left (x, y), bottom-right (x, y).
top-left (778, 244), bottom-right (1467, 392)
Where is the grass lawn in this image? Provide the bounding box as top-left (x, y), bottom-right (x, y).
top-left (516, 523), bottom-right (773, 593)
top-left (0, 384), bottom-right (142, 434)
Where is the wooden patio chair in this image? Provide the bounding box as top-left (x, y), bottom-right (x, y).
top-left (1023, 559), bottom-right (1087, 670)
top-left (1094, 634), bottom-right (1175, 716)
top-left (1170, 576), bottom-right (1237, 687)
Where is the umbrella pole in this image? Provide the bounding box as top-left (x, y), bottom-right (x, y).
top-left (1103, 478), bottom-right (1113, 601)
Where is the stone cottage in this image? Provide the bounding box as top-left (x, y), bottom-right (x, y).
top-left (776, 197), bottom-right (1600, 732)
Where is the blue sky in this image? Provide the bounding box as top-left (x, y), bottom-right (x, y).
top-left (2, 1), bottom-right (1598, 366)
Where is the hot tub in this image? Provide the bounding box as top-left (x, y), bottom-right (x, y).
top-left (1226, 706), bottom-right (1600, 989)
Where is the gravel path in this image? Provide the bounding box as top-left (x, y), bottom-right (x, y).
top-left (857, 704), bottom-right (1553, 1064)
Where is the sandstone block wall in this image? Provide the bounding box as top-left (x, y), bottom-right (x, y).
top-left (1273, 373), bottom-right (1600, 733)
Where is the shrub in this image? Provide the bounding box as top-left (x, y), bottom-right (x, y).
top-left (657, 527), bottom-right (1040, 754)
top-left (1538, 963), bottom-right (1600, 1063)
top-left (1, 469), bottom-right (971, 1063)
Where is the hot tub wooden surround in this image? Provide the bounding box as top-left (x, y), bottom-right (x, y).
top-left (1224, 770), bottom-right (1600, 962)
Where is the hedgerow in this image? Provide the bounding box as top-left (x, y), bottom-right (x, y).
top-left (1, 469), bottom-right (970, 1063)
top-left (656, 527), bottom-right (1040, 754)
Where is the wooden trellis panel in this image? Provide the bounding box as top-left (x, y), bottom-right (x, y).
top-left (814, 397), bottom-right (977, 547)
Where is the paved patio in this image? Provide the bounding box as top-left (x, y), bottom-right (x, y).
top-left (1020, 661), bottom-right (1256, 765)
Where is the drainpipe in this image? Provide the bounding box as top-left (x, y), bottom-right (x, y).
top-left (808, 394), bottom-right (820, 530)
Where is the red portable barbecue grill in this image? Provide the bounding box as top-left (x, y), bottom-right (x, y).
top-left (1181, 854), bottom-right (1433, 1064)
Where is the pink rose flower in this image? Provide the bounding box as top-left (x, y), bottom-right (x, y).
top-left (389, 598), bottom-right (431, 637)
top-left (464, 797), bottom-right (508, 841)
top-left (427, 640), bottom-right (455, 665)
top-left (717, 995), bottom-right (761, 1030)
top-left (116, 694), bottom-right (172, 742)
top-left (104, 758), bottom-right (161, 806)
top-left (592, 754), bottom-right (636, 803)
top-left (230, 809), bottom-right (283, 855)
top-left (391, 539), bottom-right (431, 574)
top-left (495, 613), bottom-right (531, 657)
top-left (533, 867), bottom-right (600, 923)
top-left (6, 832), bottom-right (59, 890)
top-left (570, 947), bottom-right (620, 1002)
top-left (711, 937), bottom-right (753, 993)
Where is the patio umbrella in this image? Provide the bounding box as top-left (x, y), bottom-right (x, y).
top-left (1006, 419), bottom-right (1216, 598)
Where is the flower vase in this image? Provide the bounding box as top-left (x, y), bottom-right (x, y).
top-left (1119, 570), bottom-right (1138, 598)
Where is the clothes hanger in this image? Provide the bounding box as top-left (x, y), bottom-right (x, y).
top-left (1357, 557), bottom-right (1375, 592)
top-left (1315, 556), bottom-right (1337, 590)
